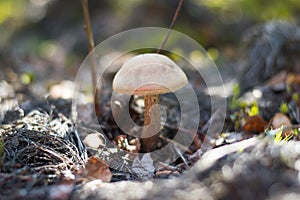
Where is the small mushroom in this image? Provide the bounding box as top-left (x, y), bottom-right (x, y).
top-left (112, 53), bottom-right (188, 152)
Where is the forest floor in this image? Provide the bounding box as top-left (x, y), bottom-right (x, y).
top-left (0, 21), bottom-right (300, 200)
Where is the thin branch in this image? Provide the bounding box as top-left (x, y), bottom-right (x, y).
top-left (159, 135), bottom-right (193, 154)
top-left (282, 124), bottom-right (300, 132)
top-left (81, 0), bottom-right (101, 117)
top-left (81, 0), bottom-right (97, 98)
top-left (157, 0), bottom-right (184, 53)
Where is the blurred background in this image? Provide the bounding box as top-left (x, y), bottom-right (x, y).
top-left (0, 0), bottom-right (300, 91)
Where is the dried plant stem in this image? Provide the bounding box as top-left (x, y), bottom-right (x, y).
top-left (81, 0), bottom-right (96, 89)
top-left (282, 124), bottom-right (300, 132)
top-left (81, 0), bottom-right (101, 115)
top-left (157, 0), bottom-right (184, 53)
top-left (159, 135), bottom-right (193, 154)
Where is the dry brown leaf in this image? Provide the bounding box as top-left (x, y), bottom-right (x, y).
top-left (132, 153), bottom-right (155, 180)
top-left (270, 113), bottom-right (292, 129)
top-left (269, 113), bottom-right (293, 139)
top-left (267, 70), bottom-right (288, 87)
top-left (85, 156), bottom-right (112, 182)
top-left (243, 115), bottom-right (267, 134)
top-left (192, 133), bottom-right (202, 151)
top-left (286, 73), bottom-right (300, 86)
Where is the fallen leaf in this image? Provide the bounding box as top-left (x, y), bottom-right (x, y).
top-left (286, 73), bottom-right (300, 86)
top-left (267, 70), bottom-right (288, 87)
top-left (269, 113), bottom-right (293, 139)
top-left (85, 156), bottom-right (112, 182)
top-left (83, 133), bottom-right (105, 149)
top-left (132, 153), bottom-right (155, 180)
top-left (270, 113), bottom-right (292, 129)
top-left (243, 115), bottom-right (267, 134)
top-left (190, 132), bottom-right (202, 151)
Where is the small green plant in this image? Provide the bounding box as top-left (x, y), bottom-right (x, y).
top-left (273, 126), bottom-right (294, 143)
top-left (293, 93), bottom-right (299, 104)
top-left (294, 128), bottom-right (299, 137)
top-left (229, 83), bottom-right (241, 110)
top-left (280, 102), bottom-right (289, 114)
top-left (274, 127), bottom-right (284, 142)
top-left (20, 72), bottom-right (35, 85)
top-left (248, 101), bottom-right (259, 116)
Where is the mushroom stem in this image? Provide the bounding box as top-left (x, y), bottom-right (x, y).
top-left (144, 95), bottom-right (159, 125)
top-left (141, 94), bottom-right (160, 152)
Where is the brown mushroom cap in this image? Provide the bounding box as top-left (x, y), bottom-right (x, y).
top-left (112, 53), bottom-right (188, 95)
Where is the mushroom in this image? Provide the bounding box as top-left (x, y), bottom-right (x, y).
top-left (112, 53), bottom-right (188, 152)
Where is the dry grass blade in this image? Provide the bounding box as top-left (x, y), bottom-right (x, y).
top-left (1, 129), bottom-right (84, 186)
top-left (157, 0), bottom-right (184, 53)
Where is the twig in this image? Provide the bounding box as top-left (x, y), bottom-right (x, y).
top-left (157, 0), bottom-right (184, 53)
top-left (81, 0), bottom-right (100, 115)
top-left (164, 123), bottom-right (193, 134)
top-left (282, 124), bottom-right (300, 132)
top-left (81, 0), bottom-right (96, 90)
top-left (173, 145), bottom-right (189, 168)
top-left (159, 135), bottom-right (193, 154)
